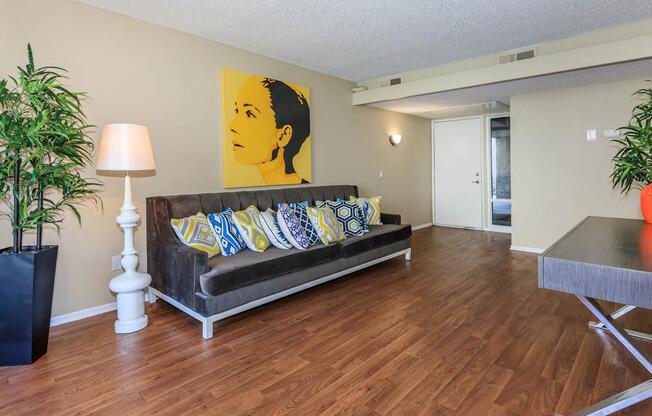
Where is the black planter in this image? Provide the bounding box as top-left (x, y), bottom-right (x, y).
top-left (0, 245), bottom-right (58, 366)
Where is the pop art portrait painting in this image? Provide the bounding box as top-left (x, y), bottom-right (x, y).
top-left (222, 68), bottom-right (311, 188)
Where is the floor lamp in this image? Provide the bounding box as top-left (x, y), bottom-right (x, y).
top-left (96, 124), bottom-right (156, 333)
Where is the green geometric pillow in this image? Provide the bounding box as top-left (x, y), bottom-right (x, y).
top-left (170, 212), bottom-right (220, 257)
top-left (232, 205), bottom-right (271, 252)
top-left (306, 206), bottom-right (346, 245)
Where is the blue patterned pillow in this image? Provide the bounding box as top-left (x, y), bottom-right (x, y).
top-left (326, 198), bottom-right (368, 231)
top-left (207, 208), bottom-right (246, 256)
top-left (288, 201), bottom-right (321, 246)
top-left (277, 204), bottom-right (311, 249)
top-left (344, 198), bottom-right (369, 231)
top-left (316, 200), bottom-right (365, 237)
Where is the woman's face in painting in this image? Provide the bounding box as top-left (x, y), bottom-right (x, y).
top-left (229, 77), bottom-right (286, 166)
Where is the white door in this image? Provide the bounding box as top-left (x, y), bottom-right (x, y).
top-left (433, 118), bottom-right (483, 229)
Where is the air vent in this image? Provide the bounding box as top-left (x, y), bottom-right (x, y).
top-left (516, 49), bottom-right (535, 60)
top-left (499, 48), bottom-right (536, 64)
top-left (378, 77), bottom-right (403, 87)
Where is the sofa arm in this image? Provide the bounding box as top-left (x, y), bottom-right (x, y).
top-left (157, 242), bottom-right (209, 308)
top-left (381, 213), bottom-right (402, 225)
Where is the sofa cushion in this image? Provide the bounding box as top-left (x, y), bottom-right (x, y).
top-left (338, 224), bottom-right (412, 258)
top-left (201, 244), bottom-right (341, 296)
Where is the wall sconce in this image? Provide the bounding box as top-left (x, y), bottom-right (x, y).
top-left (389, 134), bottom-right (402, 147)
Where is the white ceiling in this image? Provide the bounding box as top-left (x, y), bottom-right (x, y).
top-left (79, 0), bottom-right (652, 81)
top-left (369, 59), bottom-right (652, 118)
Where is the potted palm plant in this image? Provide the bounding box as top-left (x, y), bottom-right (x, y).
top-left (611, 85), bottom-right (652, 223)
top-left (0, 45), bottom-right (101, 365)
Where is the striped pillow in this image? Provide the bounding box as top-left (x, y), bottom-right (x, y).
top-left (260, 209), bottom-right (292, 249)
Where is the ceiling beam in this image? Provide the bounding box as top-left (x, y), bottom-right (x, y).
top-left (352, 34), bottom-right (652, 106)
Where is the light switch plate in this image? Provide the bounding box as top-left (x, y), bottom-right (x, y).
top-left (586, 129), bottom-right (597, 142)
top-left (112, 255), bottom-right (122, 271)
top-left (379, 169), bottom-right (384, 179)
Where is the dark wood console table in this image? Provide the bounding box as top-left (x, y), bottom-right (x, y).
top-left (538, 216), bottom-right (652, 416)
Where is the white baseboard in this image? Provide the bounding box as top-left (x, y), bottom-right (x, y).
top-left (510, 245), bottom-right (545, 254)
top-left (412, 223), bottom-right (433, 231)
top-left (50, 302), bottom-right (116, 327)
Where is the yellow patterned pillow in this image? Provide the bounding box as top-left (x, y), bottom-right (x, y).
top-left (170, 213), bottom-right (220, 257)
top-left (351, 196), bottom-right (382, 225)
top-left (306, 206), bottom-right (346, 245)
top-left (232, 206), bottom-right (271, 252)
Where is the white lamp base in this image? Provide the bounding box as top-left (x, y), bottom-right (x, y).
top-left (111, 271), bottom-right (151, 333)
top-left (110, 173), bottom-right (151, 334)
top-left (115, 312), bottom-right (148, 334)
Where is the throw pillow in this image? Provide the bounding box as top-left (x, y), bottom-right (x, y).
top-left (316, 200), bottom-right (365, 237)
top-left (206, 208), bottom-right (246, 256)
top-left (351, 196), bottom-right (382, 225)
top-left (306, 206), bottom-right (346, 245)
top-left (288, 201), bottom-right (321, 246)
top-left (277, 203), bottom-right (311, 249)
top-left (232, 205), bottom-right (271, 252)
top-left (329, 197), bottom-right (368, 231)
top-left (170, 213), bottom-right (221, 257)
top-left (259, 209), bottom-right (293, 249)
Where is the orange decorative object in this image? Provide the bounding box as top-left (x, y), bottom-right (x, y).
top-left (640, 223), bottom-right (652, 270)
top-left (641, 184), bottom-right (652, 224)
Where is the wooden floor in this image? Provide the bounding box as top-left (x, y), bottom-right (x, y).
top-left (2, 226), bottom-right (652, 415)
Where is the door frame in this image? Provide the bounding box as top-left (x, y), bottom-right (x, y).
top-left (431, 116), bottom-right (485, 230)
top-left (484, 113), bottom-right (511, 233)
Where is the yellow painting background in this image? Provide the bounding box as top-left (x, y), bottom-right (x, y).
top-left (221, 68), bottom-right (312, 188)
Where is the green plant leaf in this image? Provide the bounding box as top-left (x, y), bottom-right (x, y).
top-left (0, 44), bottom-right (103, 249)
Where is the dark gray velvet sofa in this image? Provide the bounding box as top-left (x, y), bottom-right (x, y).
top-left (146, 185), bottom-right (412, 338)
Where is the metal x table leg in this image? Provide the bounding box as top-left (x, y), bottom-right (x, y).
top-left (562, 296), bottom-right (652, 416)
top-left (588, 304), bottom-right (652, 342)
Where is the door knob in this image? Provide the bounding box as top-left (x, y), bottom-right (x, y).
top-left (472, 180), bottom-right (480, 184)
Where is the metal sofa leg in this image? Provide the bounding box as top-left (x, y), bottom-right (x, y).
top-left (202, 319), bottom-right (214, 339)
top-left (148, 288), bottom-right (157, 304)
top-left (405, 248), bottom-right (412, 261)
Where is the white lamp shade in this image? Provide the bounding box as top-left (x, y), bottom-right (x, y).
top-left (96, 123), bottom-right (156, 171)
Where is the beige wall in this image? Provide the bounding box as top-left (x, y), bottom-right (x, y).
top-left (0, 0), bottom-right (432, 316)
top-left (511, 79), bottom-right (645, 250)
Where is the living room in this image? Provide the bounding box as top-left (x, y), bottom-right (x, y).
top-left (2, 1), bottom-right (652, 415)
